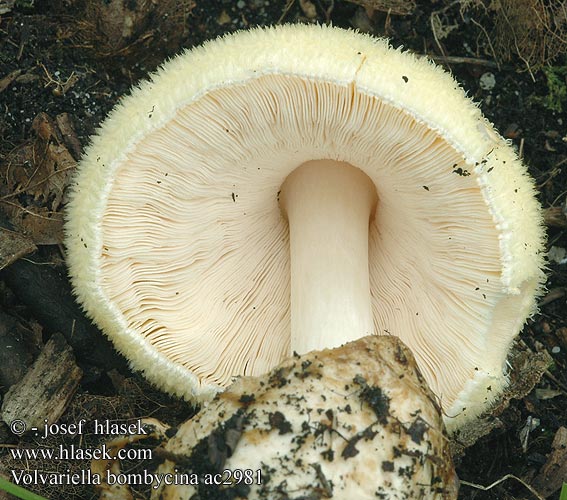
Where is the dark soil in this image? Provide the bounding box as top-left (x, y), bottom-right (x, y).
top-left (1, 1), bottom-right (566, 499)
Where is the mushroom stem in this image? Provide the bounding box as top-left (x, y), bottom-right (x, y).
top-left (280, 160), bottom-right (378, 354)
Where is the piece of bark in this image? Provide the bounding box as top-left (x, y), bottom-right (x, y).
top-left (1, 256), bottom-right (129, 373)
top-left (532, 427), bottom-right (567, 497)
top-left (0, 309), bottom-right (36, 390)
top-left (1, 333), bottom-right (82, 434)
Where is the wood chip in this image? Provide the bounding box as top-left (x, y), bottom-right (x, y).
top-left (539, 287), bottom-right (566, 307)
top-left (1, 258), bottom-right (129, 372)
top-left (0, 309), bottom-right (35, 389)
top-left (534, 388), bottom-right (563, 400)
top-left (1, 333), bottom-right (82, 434)
top-left (217, 9), bottom-right (231, 25)
top-left (532, 427), bottom-right (567, 497)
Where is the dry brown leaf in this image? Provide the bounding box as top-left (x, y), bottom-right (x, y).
top-left (0, 225), bottom-right (36, 271)
top-left (16, 209), bottom-right (65, 246)
top-left (531, 427), bottom-right (567, 497)
top-left (345, 0), bottom-right (416, 16)
top-left (1, 112), bottom-right (78, 246)
top-left (299, 0), bottom-right (317, 18)
top-left (450, 347), bottom-right (553, 457)
top-left (76, 0), bottom-right (197, 58)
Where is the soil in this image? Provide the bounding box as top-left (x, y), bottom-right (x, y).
top-left (0, 1), bottom-right (566, 499)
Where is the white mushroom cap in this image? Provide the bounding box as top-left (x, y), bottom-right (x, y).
top-left (65, 24), bottom-right (545, 430)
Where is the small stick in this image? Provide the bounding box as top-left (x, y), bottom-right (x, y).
top-left (429, 55), bottom-right (502, 69)
top-left (460, 474), bottom-right (544, 500)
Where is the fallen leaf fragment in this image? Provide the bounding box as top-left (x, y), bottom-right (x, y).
top-left (1, 112), bottom-right (78, 245)
top-left (532, 427), bottom-right (567, 497)
top-left (0, 225), bottom-right (36, 271)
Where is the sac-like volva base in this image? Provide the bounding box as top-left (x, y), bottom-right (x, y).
top-left (153, 336), bottom-right (459, 500)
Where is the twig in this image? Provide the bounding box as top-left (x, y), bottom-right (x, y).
top-left (537, 166), bottom-right (562, 189)
top-left (550, 188), bottom-right (567, 207)
top-left (0, 165), bottom-right (76, 202)
top-left (430, 13), bottom-right (448, 60)
top-left (496, 6), bottom-right (534, 80)
top-left (461, 474), bottom-right (544, 500)
top-left (0, 200), bottom-right (59, 220)
top-left (278, 0), bottom-right (295, 23)
top-left (429, 55), bottom-right (501, 69)
top-left (539, 287), bottom-right (566, 306)
top-left (470, 17), bottom-right (501, 71)
top-left (544, 370), bottom-right (567, 395)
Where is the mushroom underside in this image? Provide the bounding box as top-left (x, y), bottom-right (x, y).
top-left (67, 26), bottom-right (545, 431)
top-left (94, 74), bottom-right (538, 419)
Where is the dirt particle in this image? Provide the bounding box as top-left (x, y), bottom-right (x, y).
top-left (452, 167), bottom-right (471, 176)
top-left (269, 411), bottom-right (292, 435)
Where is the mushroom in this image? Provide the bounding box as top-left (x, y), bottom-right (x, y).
top-left (65, 24), bottom-right (545, 431)
top-left (151, 336), bottom-right (459, 499)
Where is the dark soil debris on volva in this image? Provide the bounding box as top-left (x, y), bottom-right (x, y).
top-left (0, 1), bottom-right (566, 499)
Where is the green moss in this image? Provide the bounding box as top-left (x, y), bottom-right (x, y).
top-left (541, 66), bottom-right (567, 113)
top-left (14, 0), bottom-right (35, 8)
